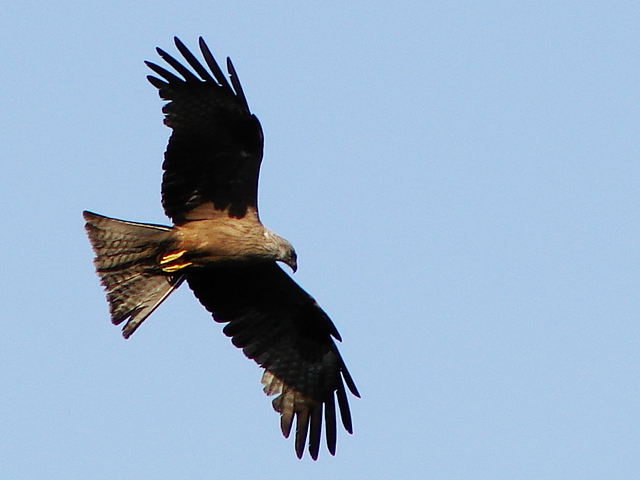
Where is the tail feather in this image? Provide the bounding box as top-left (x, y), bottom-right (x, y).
top-left (83, 211), bottom-right (183, 338)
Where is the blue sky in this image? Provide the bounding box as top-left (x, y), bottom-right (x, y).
top-left (2, 2), bottom-right (639, 478)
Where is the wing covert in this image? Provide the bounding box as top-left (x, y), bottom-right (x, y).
top-left (186, 262), bottom-right (359, 459)
top-left (147, 37), bottom-right (264, 223)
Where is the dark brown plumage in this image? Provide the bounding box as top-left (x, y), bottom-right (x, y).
top-left (83, 37), bottom-right (358, 460)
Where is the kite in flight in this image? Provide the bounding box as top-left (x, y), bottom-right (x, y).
top-left (83, 37), bottom-right (359, 460)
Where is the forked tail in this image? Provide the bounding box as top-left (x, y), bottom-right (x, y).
top-left (83, 211), bottom-right (183, 338)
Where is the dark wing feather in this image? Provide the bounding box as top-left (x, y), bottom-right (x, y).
top-left (147, 37), bottom-right (264, 223)
top-left (186, 262), bottom-right (359, 459)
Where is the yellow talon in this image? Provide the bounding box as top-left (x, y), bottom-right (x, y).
top-left (161, 261), bottom-right (193, 273)
top-left (160, 250), bottom-right (192, 272)
top-left (160, 250), bottom-right (187, 264)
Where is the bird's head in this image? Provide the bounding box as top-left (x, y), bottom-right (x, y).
top-left (264, 229), bottom-right (298, 273)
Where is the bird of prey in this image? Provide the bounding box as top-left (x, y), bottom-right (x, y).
top-left (82, 37), bottom-right (359, 460)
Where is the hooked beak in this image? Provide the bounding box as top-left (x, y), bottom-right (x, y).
top-left (288, 259), bottom-right (298, 273)
top-left (286, 253), bottom-right (298, 273)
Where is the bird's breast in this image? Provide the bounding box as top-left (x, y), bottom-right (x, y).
top-left (173, 218), bottom-right (273, 264)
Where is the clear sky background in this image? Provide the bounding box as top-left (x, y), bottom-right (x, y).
top-left (1, 2), bottom-right (639, 479)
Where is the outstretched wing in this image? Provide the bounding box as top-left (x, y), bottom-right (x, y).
top-left (186, 263), bottom-right (360, 460)
top-left (146, 37), bottom-right (264, 224)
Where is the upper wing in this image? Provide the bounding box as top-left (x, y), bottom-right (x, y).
top-left (186, 262), bottom-right (359, 460)
top-left (146, 37), bottom-right (264, 224)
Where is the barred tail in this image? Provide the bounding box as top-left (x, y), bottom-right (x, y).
top-left (83, 210), bottom-right (183, 338)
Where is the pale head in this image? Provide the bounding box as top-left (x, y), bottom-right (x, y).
top-left (264, 229), bottom-right (298, 272)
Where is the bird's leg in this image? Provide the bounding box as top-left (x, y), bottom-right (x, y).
top-left (159, 250), bottom-right (193, 272)
top-left (160, 250), bottom-right (188, 264)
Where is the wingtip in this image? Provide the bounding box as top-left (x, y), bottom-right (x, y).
top-left (346, 375), bottom-right (361, 398)
top-left (146, 75), bottom-right (167, 89)
top-left (154, 48), bottom-right (171, 63)
top-left (173, 37), bottom-right (188, 54)
top-left (307, 404), bottom-right (322, 460)
top-left (336, 384), bottom-right (354, 434)
top-left (294, 409), bottom-right (310, 460)
top-left (296, 449), bottom-right (304, 459)
top-left (225, 57), bottom-right (236, 78)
